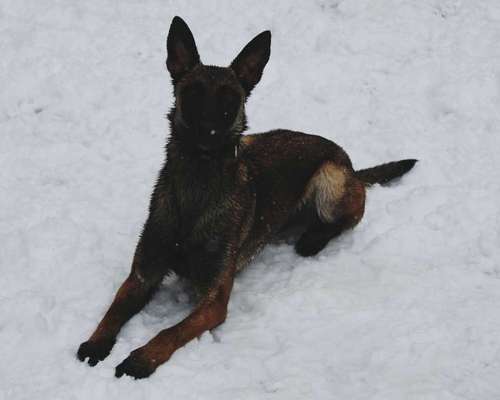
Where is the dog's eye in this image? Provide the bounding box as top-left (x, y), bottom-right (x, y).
top-left (182, 82), bottom-right (205, 103)
top-left (181, 82), bottom-right (205, 125)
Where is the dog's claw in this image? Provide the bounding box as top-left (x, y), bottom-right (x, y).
top-left (77, 338), bottom-right (115, 366)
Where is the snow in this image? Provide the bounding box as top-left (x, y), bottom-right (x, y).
top-left (1, 0), bottom-right (500, 398)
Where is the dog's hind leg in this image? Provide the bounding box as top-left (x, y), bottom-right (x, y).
top-left (295, 162), bottom-right (365, 257)
top-left (295, 214), bottom-right (353, 257)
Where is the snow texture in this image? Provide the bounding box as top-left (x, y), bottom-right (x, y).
top-left (1, 0), bottom-right (500, 399)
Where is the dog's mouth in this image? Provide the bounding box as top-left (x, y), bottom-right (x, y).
top-left (195, 133), bottom-right (240, 159)
top-left (196, 136), bottom-right (224, 152)
top-left (175, 115), bottom-right (240, 157)
top-left (197, 143), bottom-right (213, 152)
top-left (196, 128), bottom-right (232, 150)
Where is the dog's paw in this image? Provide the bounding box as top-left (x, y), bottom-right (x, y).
top-left (77, 338), bottom-right (115, 366)
top-left (294, 234), bottom-right (327, 257)
top-left (115, 349), bottom-right (157, 379)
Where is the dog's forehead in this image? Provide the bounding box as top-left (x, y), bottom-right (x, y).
top-left (183, 64), bottom-right (238, 87)
top-left (201, 65), bottom-right (236, 82)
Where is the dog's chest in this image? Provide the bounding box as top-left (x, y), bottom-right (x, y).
top-left (167, 165), bottom-right (230, 262)
top-left (173, 166), bottom-right (227, 228)
top-left (171, 193), bottom-right (230, 287)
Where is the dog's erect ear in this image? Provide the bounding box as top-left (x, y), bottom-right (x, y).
top-left (166, 16), bottom-right (200, 83)
top-left (230, 31), bottom-right (271, 96)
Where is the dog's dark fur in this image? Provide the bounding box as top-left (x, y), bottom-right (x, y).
top-left (77, 17), bottom-right (417, 379)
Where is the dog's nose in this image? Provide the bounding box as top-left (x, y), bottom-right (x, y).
top-left (200, 121), bottom-right (217, 136)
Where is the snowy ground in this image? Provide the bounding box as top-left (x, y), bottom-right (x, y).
top-left (2, 0), bottom-right (500, 399)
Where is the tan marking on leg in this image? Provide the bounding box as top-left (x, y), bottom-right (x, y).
top-left (345, 177), bottom-right (366, 226)
top-left (89, 272), bottom-right (148, 341)
top-left (302, 162), bottom-right (347, 222)
top-left (126, 265), bottom-right (235, 373)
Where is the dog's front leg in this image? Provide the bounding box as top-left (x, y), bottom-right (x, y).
top-left (77, 219), bottom-right (171, 366)
top-left (77, 271), bottom-right (156, 366)
top-left (115, 263), bottom-right (236, 379)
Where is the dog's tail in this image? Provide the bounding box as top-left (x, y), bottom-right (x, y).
top-left (355, 159), bottom-right (417, 186)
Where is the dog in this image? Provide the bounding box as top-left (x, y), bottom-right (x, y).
top-left (77, 16), bottom-right (417, 379)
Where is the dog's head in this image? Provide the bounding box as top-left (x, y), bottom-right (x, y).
top-left (166, 16), bottom-right (270, 154)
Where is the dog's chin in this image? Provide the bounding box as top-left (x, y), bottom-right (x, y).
top-left (196, 141), bottom-right (230, 156)
top-left (197, 143), bottom-right (215, 152)
top-left (196, 135), bottom-right (236, 153)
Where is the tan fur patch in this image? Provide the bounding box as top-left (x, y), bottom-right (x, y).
top-left (302, 162), bottom-right (347, 222)
top-left (240, 134), bottom-right (257, 147)
top-left (346, 177), bottom-right (366, 226)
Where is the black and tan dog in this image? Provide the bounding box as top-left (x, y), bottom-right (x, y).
top-left (77, 16), bottom-right (417, 379)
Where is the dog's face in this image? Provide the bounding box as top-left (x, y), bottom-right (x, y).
top-left (166, 17), bottom-right (271, 153)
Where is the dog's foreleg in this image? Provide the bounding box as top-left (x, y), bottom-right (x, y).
top-left (77, 224), bottom-right (167, 366)
top-left (77, 272), bottom-right (157, 366)
top-left (115, 263), bottom-right (236, 379)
